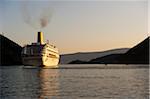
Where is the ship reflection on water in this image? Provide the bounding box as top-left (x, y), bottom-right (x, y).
top-left (38, 68), bottom-right (59, 99)
top-left (1, 66), bottom-right (59, 99)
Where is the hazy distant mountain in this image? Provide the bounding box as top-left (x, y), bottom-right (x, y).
top-left (88, 54), bottom-right (122, 64)
top-left (69, 60), bottom-right (87, 64)
top-left (69, 37), bottom-right (149, 64)
top-left (0, 34), bottom-right (22, 65)
top-left (60, 48), bottom-right (129, 64)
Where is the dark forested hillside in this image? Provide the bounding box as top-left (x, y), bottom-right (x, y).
top-left (119, 37), bottom-right (149, 64)
top-left (0, 34), bottom-right (22, 65)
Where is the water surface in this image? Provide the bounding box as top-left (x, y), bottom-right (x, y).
top-left (0, 64), bottom-right (149, 99)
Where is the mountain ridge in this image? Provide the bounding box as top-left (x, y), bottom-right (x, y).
top-left (68, 37), bottom-right (149, 64)
top-left (60, 48), bottom-right (129, 64)
top-left (0, 34), bottom-right (22, 65)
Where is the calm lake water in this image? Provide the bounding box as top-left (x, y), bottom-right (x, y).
top-left (0, 64), bottom-right (149, 99)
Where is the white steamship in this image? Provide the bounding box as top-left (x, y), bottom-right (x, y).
top-left (21, 32), bottom-right (59, 67)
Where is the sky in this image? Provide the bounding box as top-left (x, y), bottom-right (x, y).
top-left (0, 0), bottom-right (149, 54)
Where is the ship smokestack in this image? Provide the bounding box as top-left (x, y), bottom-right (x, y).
top-left (37, 31), bottom-right (44, 44)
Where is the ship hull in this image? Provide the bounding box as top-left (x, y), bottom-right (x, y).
top-left (22, 56), bottom-right (59, 67)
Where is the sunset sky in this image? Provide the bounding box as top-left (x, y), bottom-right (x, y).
top-left (0, 0), bottom-right (149, 54)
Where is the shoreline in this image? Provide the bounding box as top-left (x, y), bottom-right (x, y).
top-left (0, 64), bottom-right (149, 69)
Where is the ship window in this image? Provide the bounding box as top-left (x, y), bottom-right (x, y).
top-left (23, 45), bottom-right (44, 55)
